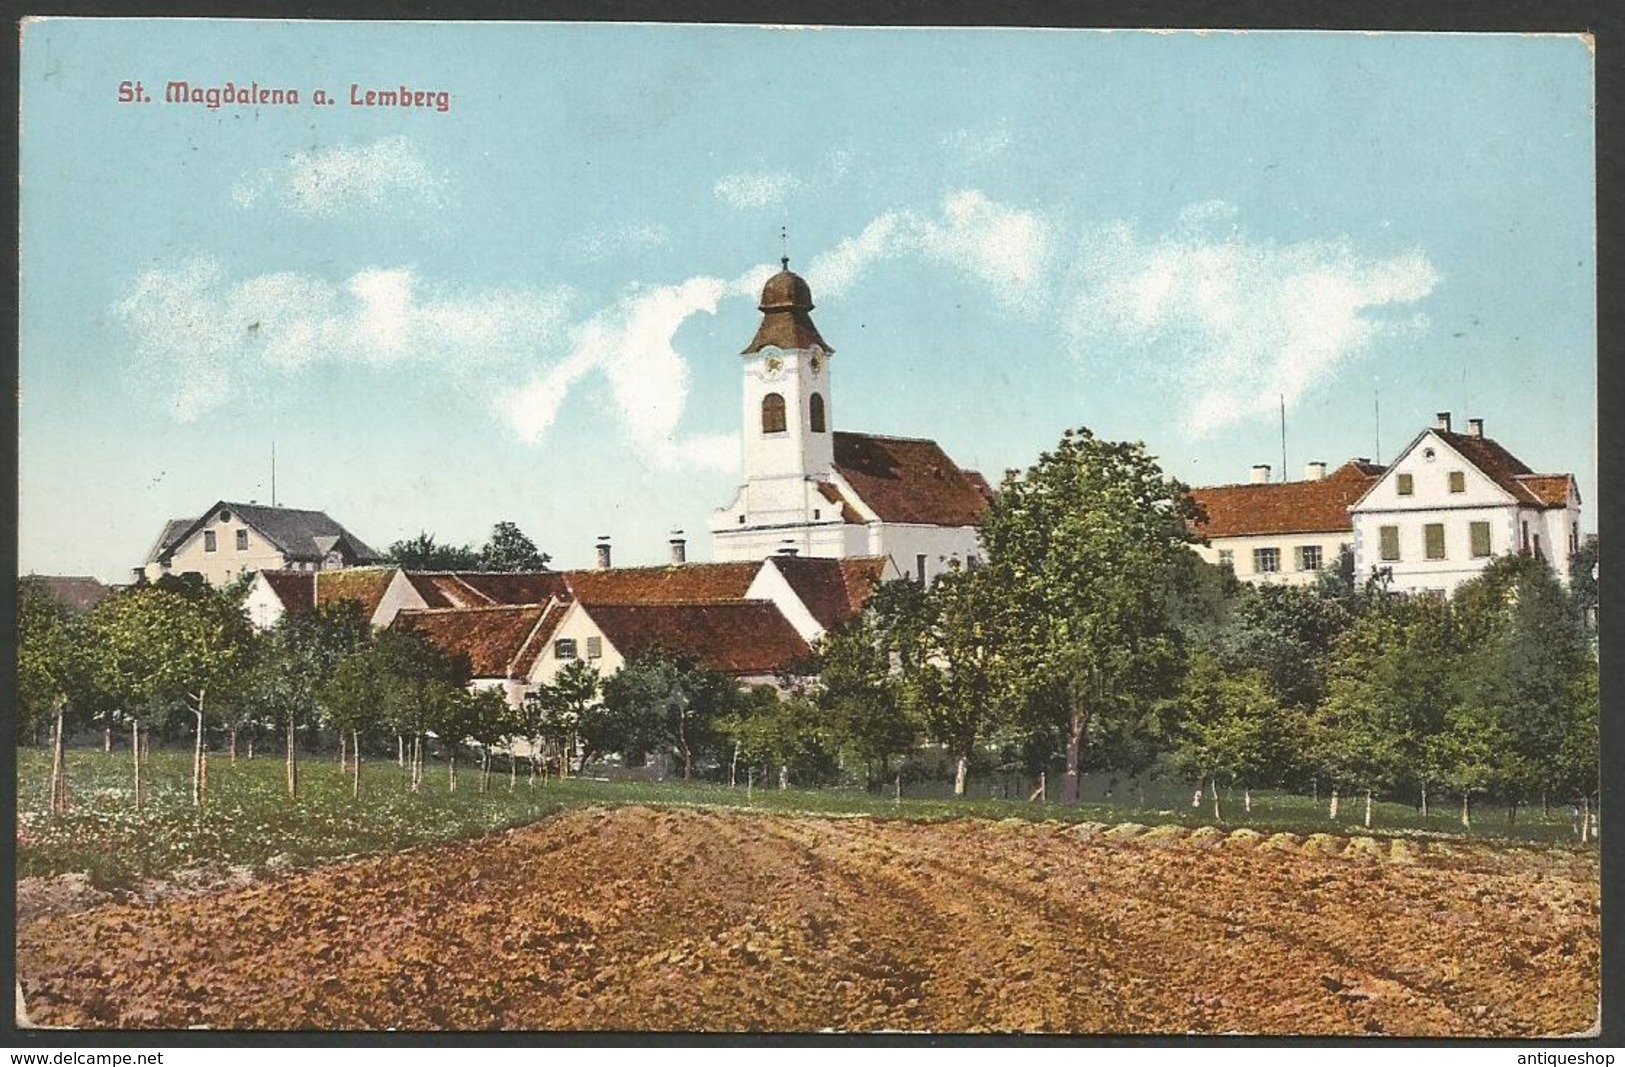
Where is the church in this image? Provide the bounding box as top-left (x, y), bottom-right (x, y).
top-left (709, 260), bottom-right (992, 584)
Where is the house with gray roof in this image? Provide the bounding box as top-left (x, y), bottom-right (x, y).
top-left (139, 501), bottom-right (382, 587)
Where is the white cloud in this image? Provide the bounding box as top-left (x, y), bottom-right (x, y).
top-left (501, 268), bottom-right (771, 472)
top-left (569, 222), bottom-right (670, 260)
top-left (233, 136), bottom-right (448, 218)
top-left (713, 171), bottom-right (803, 210)
top-left (1063, 205), bottom-right (1440, 436)
top-left (112, 256), bottom-right (574, 420)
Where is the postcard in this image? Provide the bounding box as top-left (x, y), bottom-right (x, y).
top-left (14, 20), bottom-right (1600, 1037)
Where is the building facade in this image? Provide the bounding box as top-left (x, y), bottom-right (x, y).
top-left (1188, 460), bottom-right (1383, 586)
top-left (1350, 413), bottom-right (1581, 597)
top-left (709, 261), bottom-right (990, 584)
top-left (142, 501), bottom-right (381, 587)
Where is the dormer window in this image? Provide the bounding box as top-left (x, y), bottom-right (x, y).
top-left (762, 393), bottom-right (787, 434)
top-left (809, 392), bottom-right (827, 433)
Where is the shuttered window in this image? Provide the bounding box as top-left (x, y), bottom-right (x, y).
top-left (1449, 471), bottom-right (1466, 493)
top-left (1425, 523), bottom-right (1446, 560)
top-left (761, 393), bottom-right (787, 434)
top-left (1470, 521), bottom-right (1492, 558)
top-left (1379, 525), bottom-right (1400, 561)
top-left (1397, 473), bottom-right (1414, 496)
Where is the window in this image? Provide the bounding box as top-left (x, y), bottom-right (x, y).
top-left (554, 638), bottom-right (578, 661)
top-left (1470, 521), bottom-right (1492, 558)
top-left (1217, 549), bottom-right (1234, 569)
top-left (966, 555), bottom-right (981, 572)
top-left (203, 530), bottom-right (217, 553)
top-left (916, 554), bottom-right (928, 584)
top-left (1571, 522), bottom-right (1580, 555)
top-left (1379, 525), bottom-right (1400, 562)
top-left (1253, 547), bottom-right (1280, 574)
top-left (1397, 473), bottom-right (1414, 496)
top-left (809, 392), bottom-right (827, 433)
top-left (236, 529), bottom-right (249, 551)
top-left (586, 636), bottom-right (602, 660)
top-left (1522, 521), bottom-right (1531, 553)
top-left (1424, 523), bottom-right (1446, 560)
top-left (813, 508), bottom-right (821, 520)
top-left (1296, 545), bottom-right (1323, 572)
top-left (1448, 471), bottom-right (1466, 494)
top-left (761, 393), bottom-right (787, 434)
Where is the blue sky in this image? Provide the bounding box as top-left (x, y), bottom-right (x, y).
top-left (19, 23), bottom-right (1595, 580)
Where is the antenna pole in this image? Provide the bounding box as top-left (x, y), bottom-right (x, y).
top-left (1279, 395), bottom-right (1287, 482)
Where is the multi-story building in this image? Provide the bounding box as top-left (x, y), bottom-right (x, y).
top-left (139, 500), bottom-right (382, 587)
top-left (709, 260), bottom-right (991, 584)
top-left (1349, 413), bottom-right (1581, 597)
top-left (1188, 460), bottom-right (1383, 585)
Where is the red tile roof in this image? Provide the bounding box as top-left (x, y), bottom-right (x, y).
top-left (1432, 430), bottom-right (1547, 505)
top-left (584, 601), bottom-right (814, 677)
top-left (1515, 473), bottom-right (1578, 508)
top-left (833, 432), bottom-right (991, 528)
top-left (395, 602), bottom-right (566, 679)
top-left (454, 572), bottom-right (570, 604)
top-left (403, 572), bottom-right (495, 609)
top-left (563, 562), bottom-right (763, 604)
top-left (1189, 461), bottom-right (1382, 539)
top-left (315, 567), bottom-right (398, 618)
top-left (766, 555), bottom-right (888, 633)
top-left (260, 570), bottom-right (317, 614)
top-left (815, 481), bottom-right (866, 524)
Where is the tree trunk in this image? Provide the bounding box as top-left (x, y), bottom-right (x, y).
top-left (1462, 793), bottom-right (1471, 829)
top-left (1580, 796), bottom-right (1590, 844)
top-left (397, 733), bottom-right (405, 768)
top-left (1364, 788), bottom-right (1373, 829)
top-left (778, 763), bottom-right (789, 791)
top-left (103, 726), bottom-right (112, 753)
top-left (286, 714), bottom-right (299, 799)
top-left (1244, 787), bottom-right (1252, 814)
top-left (247, 732), bottom-right (255, 760)
top-left (49, 705), bottom-right (68, 815)
top-left (338, 730), bottom-right (347, 772)
top-left (1542, 789), bottom-right (1549, 817)
top-left (509, 747), bottom-right (516, 791)
top-left (895, 770), bottom-right (903, 805)
top-left (229, 727), bottom-right (238, 764)
top-left (730, 742), bottom-right (740, 789)
top-left (480, 749), bottom-right (490, 794)
top-left (953, 754), bottom-right (969, 797)
top-left (132, 720), bottom-right (142, 812)
top-left (1210, 775), bottom-right (1222, 821)
top-left (1507, 800), bottom-right (1517, 827)
top-left (1061, 695), bottom-right (1088, 805)
top-left (1028, 771), bottom-right (1047, 803)
top-left (352, 729), bottom-right (361, 800)
top-left (1420, 783), bottom-right (1428, 819)
top-left (190, 690), bottom-right (207, 809)
top-left (1191, 784), bottom-right (1203, 808)
top-left (746, 768), bottom-right (754, 801)
top-left (1329, 785), bottom-right (1340, 820)
top-left (411, 735), bottom-right (422, 792)
top-left (449, 750), bottom-right (457, 793)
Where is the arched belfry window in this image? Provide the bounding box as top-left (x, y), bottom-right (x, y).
top-left (761, 392), bottom-right (787, 434)
top-left (809, 392), bottom-right (827, 433)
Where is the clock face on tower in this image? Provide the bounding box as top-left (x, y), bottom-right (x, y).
top-left (810, 353), bottom-right (823, 376)
top-left (763, 354), bottom-right (784, 378)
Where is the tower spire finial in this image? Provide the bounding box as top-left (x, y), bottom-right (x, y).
top-left (780, 225), bottom-right (789, 270)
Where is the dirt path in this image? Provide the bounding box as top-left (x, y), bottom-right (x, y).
top-left (15, 808), bottom-right (1599, 1034)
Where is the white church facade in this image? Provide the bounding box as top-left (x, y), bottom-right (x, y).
top-left (709, 260), bottom-right (992, 583)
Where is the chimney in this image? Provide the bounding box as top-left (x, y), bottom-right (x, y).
top-left (1305, 461), bottom-right (1327, 482)
top-left (1356, 457), bottom-right (1372, 465)
top-left (669, 531), bottom-right (686, 565)
top-left (1467, 417), bottom-right (1484, 438)
top-left (594, 536), bottom-right (612, 570)
top-left (1250, 464), bottom-right (1272, 485)
top-left (1435, 411), bottom-right (1452, 432)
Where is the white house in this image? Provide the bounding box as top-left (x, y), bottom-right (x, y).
top-left (1349, 413), bottom-right (1582, 597)
top-left (709, 260), bottom-right (992, 584)
top-left (1188, 460), bottom-right (1383, 586)
top-left (141, 501), bottom-right (381, 587)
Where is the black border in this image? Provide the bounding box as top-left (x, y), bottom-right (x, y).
top-left (2, 0), bottom-right (1619, 1049)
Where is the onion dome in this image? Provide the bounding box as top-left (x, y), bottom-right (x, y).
top-left (743, 257), bottom-right (833, 355)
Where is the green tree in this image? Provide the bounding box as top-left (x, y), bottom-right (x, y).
top-left (18, 579), bottom-right (83, 812)
top-left (526, 660), bottom-right (604, 776)
top-left (322, 647), bottom-right (393, 799)
top-left (1217, 583), bottom-right (1352, 709)
top-left (385, 531), bottom-right (482, 571)
top-left (479, 521), bottom-right (552, 572)
top-left (815, 619), bottom-right (915, 788)
top-left (87, 585), bottom-right (254, 808)
top-left (1174, 652), bottom-right (1293, 819)
top-left (372, 627), bottom-right (472, 790)
top-left (598, 656), bottom-right (735, 781)
top-left (978, 427), bottom-right (1198, 804)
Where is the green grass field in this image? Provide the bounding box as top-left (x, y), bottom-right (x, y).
top-left (16, 747), bottom-right (1592, 890)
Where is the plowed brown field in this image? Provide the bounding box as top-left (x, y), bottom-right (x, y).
top-left (17, 807), bottom-right (1600, 1035)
